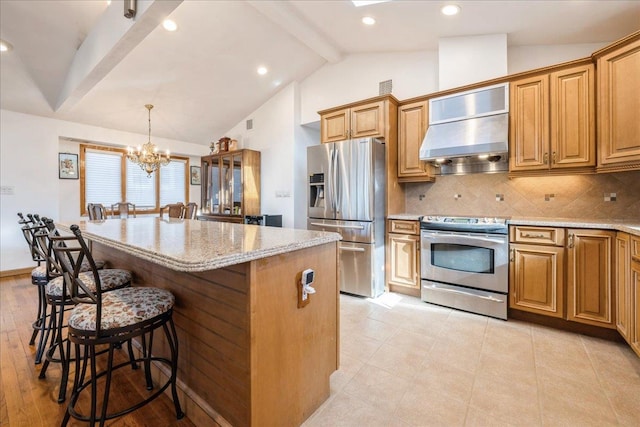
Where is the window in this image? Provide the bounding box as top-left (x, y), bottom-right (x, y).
top-left (80, 144), bottom-right (189, 215)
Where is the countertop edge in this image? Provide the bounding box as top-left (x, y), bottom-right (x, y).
top-left (386, 215), bottom-right (640, 237)
top-left (57, 223), bottom-right (341, 272)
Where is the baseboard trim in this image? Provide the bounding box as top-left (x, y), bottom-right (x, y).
top-left (0, 267), bottom-right (32, 278)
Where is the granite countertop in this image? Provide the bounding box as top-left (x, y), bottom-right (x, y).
top-left (57, 217), bottom-right (341, 272)
top-left (387, 214), bottom-right (640, 237)
top-left (509, 217), bottom-right (640, 237)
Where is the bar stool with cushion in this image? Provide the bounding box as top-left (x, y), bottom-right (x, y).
top-left (111, 202), bottom-right (136, 218)
top-left (53, 225), bottom-right (184, 425)
top-left (19, 216), bottom-right (49, 363)
top-left (35, 220), bottom-right (131, 403)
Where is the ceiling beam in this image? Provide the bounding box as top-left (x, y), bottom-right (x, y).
top-left (55, 0), bottom-right (183, 112)
top-left (247, 1), bottom-right (342, 64)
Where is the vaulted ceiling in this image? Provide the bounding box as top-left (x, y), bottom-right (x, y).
top-left (1, 0), bottom-right (639, 146)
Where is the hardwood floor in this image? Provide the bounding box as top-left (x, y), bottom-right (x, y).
top-left (0, 274), bottom-right (196, 427)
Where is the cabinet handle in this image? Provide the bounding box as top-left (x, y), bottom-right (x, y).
top-left (567, 233), bottom-right (574, 249)
top-left (509, 248), bottom-right (515, 262)
top-left (544, 152), bottom-right (549, 165)
top-left (552, 151), bottom-right (557, 164)
top-left (521, 232), bottom-right (545, 239)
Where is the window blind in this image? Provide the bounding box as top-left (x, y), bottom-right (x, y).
top-left (126, 160), bottom-right (156, 209)
top-left (85, 150), bottom-right (122, 206)
top-left (160, 159), bottom-right (186, 206)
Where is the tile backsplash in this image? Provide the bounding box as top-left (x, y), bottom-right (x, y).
top-left (405, 170), bottom-right (640, 220)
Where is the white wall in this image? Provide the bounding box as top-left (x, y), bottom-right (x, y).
top-left (299, 50), bottom-right (439, 125)
top-left (0, 109), bottom-right (206, 271)
top-left (439, 34), bottom-right (507, 90)
top-left (225, 83), bottom-right (295, 228)
top-left (299, 41), bottom-right (614, 125)
top-left (507, 42), bottom-right (609, 74)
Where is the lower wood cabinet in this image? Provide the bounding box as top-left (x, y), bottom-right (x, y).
top-left (616, 233), bottom-right (632, 341)
top-left (510, 243), bottom-right (565, 318)
top-left (509, 226), bottom-right (565, 318)
top-left (631, 257), bottom-right (640, 357)
top-left (386, 219), bottom-right (420, 297)
top-left (567, 229), bottom-right (616, 329)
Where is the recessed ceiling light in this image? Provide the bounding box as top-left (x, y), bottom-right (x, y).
top-left (362, 16), bottom-right (376, 25)
top-left (441, 4), bottom-right (461, 16)
top-left (0, 39), bottom-right (13, 52)
top-left (352, 0), bottom-right (392, 6)
top-left (257, 66), bottom-right (268, 75)
top-left (163, 19), bottom-right (177, 31)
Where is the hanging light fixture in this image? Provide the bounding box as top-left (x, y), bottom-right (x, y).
top-left (127, 104), bottom-right (170, 177)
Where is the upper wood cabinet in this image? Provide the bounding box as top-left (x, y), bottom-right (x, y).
top-left (320, 100), bottom-right (385, 143)
top-left (567, 229), bottom-right (616, 329)
top-left (510, 62), bottom-right (595, 176)
top-left (397, 100), bottom-right (435, 182)
top-left (594, 34), bottom-right (640, 172)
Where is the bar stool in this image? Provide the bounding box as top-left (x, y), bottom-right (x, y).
top-left (53, 225), bottom-right (184, 425)
top-left (19, 216), bottom-right (49, 363)
top-left (35, 220), bottom-right (131, 403)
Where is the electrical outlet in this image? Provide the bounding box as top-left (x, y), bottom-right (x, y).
top-left (0, 186), bottom-right (15, 195)
top-left (604, 192), bottom-right (617, 202)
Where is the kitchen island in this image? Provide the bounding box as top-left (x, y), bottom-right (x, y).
top-left (58, 218), bottom-right (341, 427)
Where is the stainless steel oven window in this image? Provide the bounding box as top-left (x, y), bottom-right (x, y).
top-left (430, 243), bottom-right (495, 274)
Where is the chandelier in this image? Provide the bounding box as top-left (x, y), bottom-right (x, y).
top-left (127, 104), bottom-right (170, 177)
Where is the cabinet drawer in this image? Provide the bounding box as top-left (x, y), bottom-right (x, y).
top-left (510, 226), bottom-right (565, 246)
top-left (389, 219), bottom-right (419, 235)
top-left (632, 236), bottom-right (640, 261)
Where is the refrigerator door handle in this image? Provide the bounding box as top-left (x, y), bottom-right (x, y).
top-left (332, 147), bottom-right (339, 214)
top-left (339, 246), bottom-right (366, 253)
top-left (310, 222), bottom-right (365, 230)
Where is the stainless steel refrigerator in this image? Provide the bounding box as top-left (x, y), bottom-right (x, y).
top-left (307, 138), bottom-right (385, 298)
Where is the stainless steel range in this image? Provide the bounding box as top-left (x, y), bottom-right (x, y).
top-left (420, 216), bottom-right (509, 319)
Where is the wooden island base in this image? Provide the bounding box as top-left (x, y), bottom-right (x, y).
top-left (92, 241), bottom-right (339, 427)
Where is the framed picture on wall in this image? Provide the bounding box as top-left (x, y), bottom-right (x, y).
top-left (59, 153), bottom-right (78, 179)
top-left (190, 166), bottom-right (201, 185)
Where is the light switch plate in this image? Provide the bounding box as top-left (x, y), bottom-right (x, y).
top-left (0, 186), bottom-right (15, 195)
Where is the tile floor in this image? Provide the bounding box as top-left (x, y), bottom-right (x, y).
top-left (302, 293), bottom-right (640, 427)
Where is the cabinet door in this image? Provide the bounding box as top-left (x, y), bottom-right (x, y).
top-left (510, 75), bottom-right (549, 171)
top-left (509, 243), bottom-right (565, 318)
top-left (321, 109), bottom-right (349, 143)
top-left (350, 101), bottom-right (385, 139)
top-left (398, 101), bottom-right (432, 180)
top-left (550, 64), bottom-right (595, 169)
top-left (387, 233), bottom-right (420, 289)
top-left (209, 157), bottom-right (221, 214)
top-left (232, 153), bottom-right (242, 215)
top-left (631, 259), bottom-right (640, 357)
top-left (597, 38), bottom-right (640, 167)
top-left (220, 154), bottom-right (232, 214)
top-left (616, 233), bottom-right (632, 342)
top-left (567, 229), bottom-right (616, 328)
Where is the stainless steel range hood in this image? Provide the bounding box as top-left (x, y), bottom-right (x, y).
top-left (419, 83), bottom-right (510, 171)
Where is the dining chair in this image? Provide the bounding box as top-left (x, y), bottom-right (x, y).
top-left (160, 202), bottom-right (184, 219)
top-left (111, 202), bottom-right (136, 218)
top-left (87, 203), bottom-right (108, 220)
top-left (182, 202), bottom-right (198, 219)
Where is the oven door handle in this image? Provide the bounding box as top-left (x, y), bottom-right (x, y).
top-left (421, 232), bottom-right (506, 245)
top-left (424, 283), bottom-right (505, 303)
